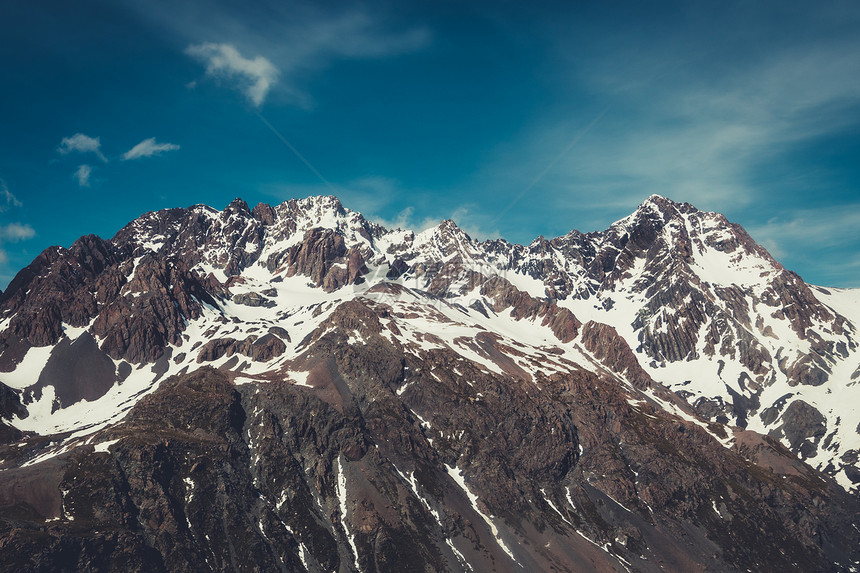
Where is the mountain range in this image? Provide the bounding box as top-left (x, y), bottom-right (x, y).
top-left (0, 194), bottom-right (857, 572)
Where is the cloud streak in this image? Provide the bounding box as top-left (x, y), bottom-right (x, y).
top-left (122, 138), bottom-right (181, 160)
top-left (186, 43), bottom-right (279, 107)
top-left (265, 176), bottom-right (500, 242)
top-left (0, 222), bottom-right (35, 242)
top-left (58, 133), bottom-right (107, 161)
top-left (747, 205), bottom-right (860, 287)
top-left (475, 4), bottom-right (860, 251)
top-left (0, 180), bottom-right (22, 212)
top-left (0, 179), bottom-right (35, 282)
top-left (74, 164), bottom-right (92, 187)
top-left (173, 4), bottom-right (429, 108)
top-left (747, 206), bottom-right (860, 260)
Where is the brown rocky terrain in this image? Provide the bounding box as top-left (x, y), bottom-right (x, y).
top-left (1, 301), bottom-right (857, 571)
top-left (0, 194), bottom-right (858, 571)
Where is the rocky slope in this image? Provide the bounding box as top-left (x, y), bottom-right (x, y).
top-left (0, 194), bottom-right (858, 571)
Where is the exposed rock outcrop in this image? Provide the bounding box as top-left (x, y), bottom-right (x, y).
top-left (770, 399), bottom-right (828, 460)
top-left (480, 275), bottom-right (580, 342)
top-left (92, 256), bottom-right (219, 363)
top-left (1, 194), bottom-right (859, 571)
top-left (233, 291), bottom-right (276, 308)
top-left (196, 334), bottom-right (287, 364)
top-left (2, 329), bottom-right (857, 572)
top-left (580, 321), bottom-right (652, 389)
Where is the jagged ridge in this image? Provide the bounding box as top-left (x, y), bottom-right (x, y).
top-left (0, 194), bottom-right (858, 571)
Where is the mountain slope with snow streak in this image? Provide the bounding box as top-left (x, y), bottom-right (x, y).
top-left (0, 194), bottom-right (858, 572)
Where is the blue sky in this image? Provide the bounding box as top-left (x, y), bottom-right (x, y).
top-left (1, 0), bottom-right (859, 288)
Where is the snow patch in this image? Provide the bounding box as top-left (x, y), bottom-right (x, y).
top-left (445, 463), bottom-right (521, 567)
top-left (92, 438), bottom-right (120, 453)
top-left (337, 457), bottom-right (361, 572)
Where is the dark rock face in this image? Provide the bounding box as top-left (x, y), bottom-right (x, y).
top-left (0, 198), bottom-right (371, 372)
top-left (112, 199), bottom-right (264, 278)
top-left (194, 338), bottom-right (237, 363)
top-left (0, 382), bottom-right (25, 444)
top-left (270, 228), bottom-right (368, 292)
top-left (0, 382), bottom-right (25, 421)
top-left (251, 202), bottom-right (276, 225)
top-left (770, 400), bottom-right (828, 460)
top-left (480, 276), bottom-right (581, 342)
top-left (196, 334), bottom-right (287, 364)
top-left (580, 321), bottom-right (652, 389)
top-left (0, 231), bottom-right (220, 367)
top-left (28, 332), bottom-right (117, 408)
top-left (386, 258), bottom-right (409, 279)
top-left (0, 194), bottom-right (859, 571)
top-left (233, 291), bottom-right (277, 308)
top-left (0, 236), bottom-right (127, 351)
top-left (2, 321), bottom-right (858, 572)
top-left (92, 256), bottom-right (219, 363)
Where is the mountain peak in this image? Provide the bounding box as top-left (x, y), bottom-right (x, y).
top-left (438, 218), bottom-right (464, 233)
top-left (292, 194), bottom-right (345, 214)
top-left (1, 192), bottom-right (858, 571)
top-left (420, 218), bottom-right (474, 244)
top-left (637, 193), bottom-right (686, 215)
top-left (224, 197), bottom-right (251, 215)
top-left (644, 192), bottom-right (670, 203)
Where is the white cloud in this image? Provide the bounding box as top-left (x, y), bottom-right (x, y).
top-left (58, 133), bottom-right (107, 161)
top-left (375, 206), bottom-right (417, 231)
top-left (372, 205), bottom-right (442, 234)
top-left (375, 204), bottom-right (498, 239)
top-left (0, 220), bottom-right (35, 282)
top-left (0, 180), bottom-right (22, 212)
top-left (744, 205), bottom-right (860, 286)
top-left (261, 177), bottom-right (497, 238)
top-left (122, 138), bottom-right (181, 161)
top-left (175, 6), bottom-right (429, 108)
top-left (0, 179), bottom-right (34, 281)
top-left (747, 207), bottom-right (860, 254)
top-left (0, 223), bottom-right (35, 242)
top-left (478, 13), bottom-right (860, 235)
top-left (185, 43), bottom-right (279, 107)
top-left (448, 206), bottom-right (501, 241)
top-left (74, 164), bottom-right (92, 187)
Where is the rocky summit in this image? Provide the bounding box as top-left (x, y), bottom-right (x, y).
top-left (0, 194), bottom-right (858, 572)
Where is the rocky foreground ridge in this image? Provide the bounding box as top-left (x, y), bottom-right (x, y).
top-left (0, 194), bottom-right (858, 571)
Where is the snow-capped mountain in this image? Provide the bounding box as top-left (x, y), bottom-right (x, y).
top-left (0, 195), bottom-right (857, 572)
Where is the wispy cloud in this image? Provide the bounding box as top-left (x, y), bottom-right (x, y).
top-left (0, 222), bottom-right (35, 242)
top-left (122, 137), bottom-right (181, 161)
top-left (0, 179), bottom-right (35, 283)
top-left (342, 177), bottom-right (499, 238)
top-left (740, 203), bottom-right (860, 286)
top-left (747, 206), bottom-right (860, 260)
top-left (277, 10), bottom-right (430, 61)
top-left (177, 5), bottom-right (429, 108)
top-left (0, 180), bottom-right (22, 212)
top-left (482, 7), bottom-right (860, 233)
top-left (447, 205), bottom-right (501, 242)
top-left (372, 205), bottom-right (441, 234)
top-left (74, 164), bottom-right (92, 187)
top-left (372, 203), bottom-right (499, 240)
top-left (263, 175), bottom-right (500, 241)
top-left (186, 43), bottom-right (279, 107)
top-left (58, 133), bottom-right (107, 161)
